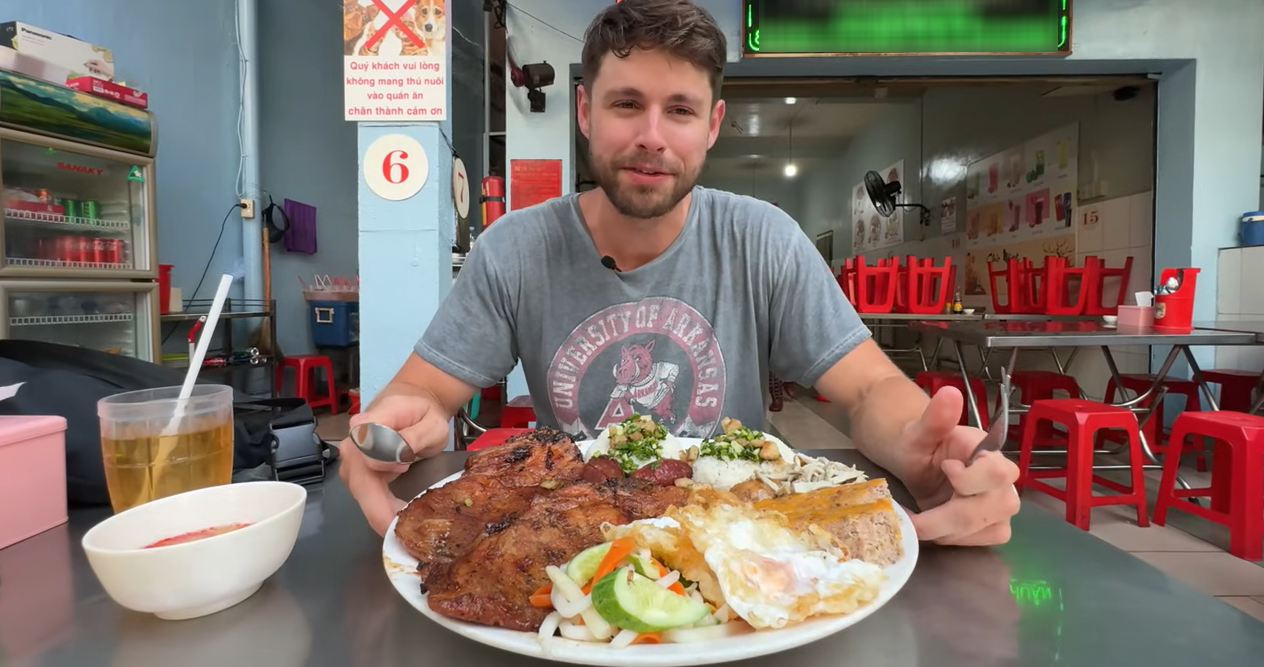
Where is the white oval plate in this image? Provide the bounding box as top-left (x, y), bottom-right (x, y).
top-left (382, 438), bottom-right (920, 667)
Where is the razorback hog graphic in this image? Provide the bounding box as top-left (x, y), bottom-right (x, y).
top-left (602, 339), bottom-right (679, 424)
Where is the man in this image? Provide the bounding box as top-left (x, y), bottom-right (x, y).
top-left (340, 0), bottom-right (1020, 547)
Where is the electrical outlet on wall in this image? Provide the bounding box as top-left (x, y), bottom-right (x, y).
top-left (240, 198), bottom-right (255, 218)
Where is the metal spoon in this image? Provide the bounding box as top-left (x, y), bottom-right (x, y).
top-left (349, 421), bottom-right (417, 464)
top-left (969, 367), bottom-right (1010, 465)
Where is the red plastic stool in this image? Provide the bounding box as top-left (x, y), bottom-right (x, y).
top-left (500, 395), bottom-right (536, 428)
top-left (914, 371), bottom-right (990, 429)
top-left (276, 354), bottom-right (337, 413)
top-left (854, 256), bottom-right (897, 314)
top-left (1042, 256), bottom-right (1095, 316)
top-left (1154, 411), bottom-right (1264, 561)
top-left (468, 427), bottom-right (534, 451)
top-left (1104, 373), bottom-right (1205, 470)
top-left (1201, 369), bottom-right (1262, 413)
top-left (348, 388), bottom-right (361, 416)
top-left (1017, 398), bottom-right (1150, 530)
top-left (1004, 370), bottom-right (1081, 445)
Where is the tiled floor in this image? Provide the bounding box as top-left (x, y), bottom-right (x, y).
top-left (314, 385), bottom-right (1264, 624)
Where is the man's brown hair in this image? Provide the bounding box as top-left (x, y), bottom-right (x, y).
top-left (581, 0), bottom-right (727, 105)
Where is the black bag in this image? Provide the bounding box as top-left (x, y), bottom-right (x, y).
top-left (0, 340), bottom-right (311, 506)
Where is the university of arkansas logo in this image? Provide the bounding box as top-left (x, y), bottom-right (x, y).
top-left (547, 298), bottom-right (725, 439)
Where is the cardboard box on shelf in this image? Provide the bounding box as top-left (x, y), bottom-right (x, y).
top-left (65, 76), bottom-right (147, 108)
top-left (0, 45), bottom-right (69, 85)
top-left (0, 21), bottom-right (113, 81)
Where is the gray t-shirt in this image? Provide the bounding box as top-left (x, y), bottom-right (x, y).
top-left (416, 186), bottom-right (871, 440)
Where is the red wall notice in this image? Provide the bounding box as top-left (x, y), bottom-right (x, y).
top-left (510, 159), bottom-right (562, 210)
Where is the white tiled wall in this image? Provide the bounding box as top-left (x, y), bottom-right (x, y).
top-left (1064, 191), bottom-right (1155, 396)
top-left (908, 191), bottom-right (1156, 399)
top-left (1214, 245), bottom-right (1264, 373)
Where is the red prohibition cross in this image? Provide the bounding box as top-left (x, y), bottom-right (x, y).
top-left (362, 0), bottom-right (425, 52)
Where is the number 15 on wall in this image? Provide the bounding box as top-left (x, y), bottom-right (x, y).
top-left (363, 134), bottom-right (430, 201)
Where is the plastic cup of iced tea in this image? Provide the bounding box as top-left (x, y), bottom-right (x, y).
top-left (97, 384), bottom-right (234, 513)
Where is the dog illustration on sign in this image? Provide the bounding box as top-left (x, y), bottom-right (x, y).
top-left (343, 0), bottom-right (446, 57)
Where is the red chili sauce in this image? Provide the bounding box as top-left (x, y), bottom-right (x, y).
top-left (143, 522), bottom-right (252, 549)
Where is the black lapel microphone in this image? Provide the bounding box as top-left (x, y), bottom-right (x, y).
top-left (601, 255), bottom-right (622, 272)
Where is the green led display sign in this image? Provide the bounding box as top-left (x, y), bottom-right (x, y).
top-left (743, 0), bottom-right (1072, 57)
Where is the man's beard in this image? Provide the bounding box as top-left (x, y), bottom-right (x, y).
top-left (590, 149), bottom-right (700, 219)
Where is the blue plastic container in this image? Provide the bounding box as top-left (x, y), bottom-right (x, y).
top-left (308, 300), bottom-right (359, 347)
top-left (1242, 211), bottom-right (1264, 247)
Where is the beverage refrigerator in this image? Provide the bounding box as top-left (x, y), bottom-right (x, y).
top-left (0, 69), bottom-right (159, 361)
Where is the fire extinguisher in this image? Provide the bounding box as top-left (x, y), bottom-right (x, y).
top-left (480, 176), bottom-right (505, 229)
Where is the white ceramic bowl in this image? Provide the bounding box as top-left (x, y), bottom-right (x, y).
top-left (81, 481), bottom-right (307, 620)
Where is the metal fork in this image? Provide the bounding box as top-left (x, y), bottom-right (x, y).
top-left (968, 366), bottom-right (1010, 465)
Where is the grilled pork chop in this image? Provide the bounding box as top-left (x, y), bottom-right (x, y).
top-left (426, 478), bottom-right (690, 631)
top-left (393, 428), bottom-right (586, 587)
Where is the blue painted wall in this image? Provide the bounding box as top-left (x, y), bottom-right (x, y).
top-left (5, 0), bottom-right (246, 301)
top-left (257, 0), bottom-right (359, 357)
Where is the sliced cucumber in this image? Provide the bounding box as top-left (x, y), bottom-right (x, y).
top-left (629, 552), bottom-right (661, 579)
top-left (590, 569), bottom-right (712, 633)
top-left (565, 542), bottom-right (612, 585)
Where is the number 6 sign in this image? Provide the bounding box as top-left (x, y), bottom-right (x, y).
top-left (363, 134), bottom-right (429, 201)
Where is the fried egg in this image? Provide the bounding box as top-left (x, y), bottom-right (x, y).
top-left (672, 502), bottom-right (886, 630)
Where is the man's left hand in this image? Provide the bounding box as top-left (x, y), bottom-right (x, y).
top-left (900, 386), bottom-right (1021, 546)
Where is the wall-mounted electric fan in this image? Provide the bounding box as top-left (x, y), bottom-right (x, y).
top-left (864, 169), bottom-right (931, 226)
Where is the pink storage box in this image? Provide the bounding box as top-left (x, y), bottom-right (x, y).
top-left (1117, 305), bottom-right (1155, 329)
top-left (0, 415), bottom-right (68, 549)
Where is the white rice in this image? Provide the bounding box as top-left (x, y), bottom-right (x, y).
top-left (586, 430), bottom-right (685, 465)
top-left (691, 458), bottom-right (788, 490)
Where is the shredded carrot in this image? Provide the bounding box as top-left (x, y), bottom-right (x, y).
top-left (648, 558), bottom-right (685, 594)
top-left (529, 582), bottom-right (553, 608)
top-left (631, 632), bottom-right (662, 644)
top-left (582, 537), bottom-right (635, 594)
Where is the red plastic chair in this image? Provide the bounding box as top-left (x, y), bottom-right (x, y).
top-left (1043, 256), bottom-right (1095, 316)
top-left (1084, 255), bottom-right (1134, 316)
top-left (988, 258), bottom-right (1026, 314)
top-left (914, 371), bottom-right (990, 429)
top-left (1003, 370), bottom-right (1081, 444)
top-left (905, 256), bottom-right (954, 314)
top-left (1017, 398), bottom-right (1150, 530)
top-left (276, 354), bottom-right (337, 413)
top-left (1103, 373), bottom-right (1206, 470)
top-left (837, 258), bottom-right (858, 306)
top-left (1153, 411), bottom-right (1264, 561)
top-left (1201, 369), bottom-right (1262, 413)
top-left (500, 395), bottom-right (537, 428)
top-left (854, 256), bottom-right (897, 314)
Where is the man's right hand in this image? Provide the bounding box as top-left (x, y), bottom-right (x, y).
top-left (337, 388), bottom-right (452, 537)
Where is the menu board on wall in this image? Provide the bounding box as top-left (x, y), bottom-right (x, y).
top-left (960, 124), bottom-right (1078, 296)
top-left (850, 160), bottom-right (905, 254)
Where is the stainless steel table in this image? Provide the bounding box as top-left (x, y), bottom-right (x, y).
top-left (5, 452), bottom-right (1264, 666)
top-left (910, 320), bottom-right (1259, 430)
top-left (1196, 319), bottom-right (1264, 342)
top-left (859, 314), bottom-right (984, 371)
